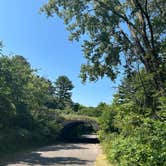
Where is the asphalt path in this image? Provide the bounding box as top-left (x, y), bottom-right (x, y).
top-left (1, 135), bottom-right (101, 166)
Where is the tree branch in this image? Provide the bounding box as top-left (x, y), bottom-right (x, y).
top-left (134, 0), bottom-right (155, 51)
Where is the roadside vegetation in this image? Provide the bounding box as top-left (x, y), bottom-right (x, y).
top-left (0, 54), bottom-right (64, 157)
top-left (98, 73), bottom-right (166, 166)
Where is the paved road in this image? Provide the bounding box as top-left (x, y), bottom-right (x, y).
top-left (1, 135), bottom-right (101, 166)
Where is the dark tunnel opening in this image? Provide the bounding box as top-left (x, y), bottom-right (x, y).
top-left (59, 121), bottom-right (100, 144)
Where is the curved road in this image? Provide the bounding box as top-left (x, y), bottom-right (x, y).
top-left (1, 135), bottom-right (101, 166)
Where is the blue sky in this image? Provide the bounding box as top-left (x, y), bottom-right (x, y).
top-left (0, 0), bottom-right (121, 106)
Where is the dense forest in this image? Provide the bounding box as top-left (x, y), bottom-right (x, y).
top-left (0, 0), bottom-right (166, 165)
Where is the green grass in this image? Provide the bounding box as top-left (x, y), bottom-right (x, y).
top-left (61, 113), bottom-right (98, 122)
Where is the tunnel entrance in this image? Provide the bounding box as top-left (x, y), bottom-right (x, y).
top-left (60, 120), bottom-right (99, 144)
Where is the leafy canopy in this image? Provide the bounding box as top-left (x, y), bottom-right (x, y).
top-left (42, 0), bottom-right (166, 82)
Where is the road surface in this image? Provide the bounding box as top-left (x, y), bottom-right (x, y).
top-left (1, 135), bottom-right (101, 166)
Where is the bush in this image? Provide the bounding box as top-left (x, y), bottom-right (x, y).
top-left (105, 119), bottom-right (166, 166)
top-left (99, 106), bottom-right (166, 166)
top-left (98, 108), bottom-right (118, 141)
top-left (78, 107), bottom-right (102, 117)
top-left (0, 108), bottom-right (64, 158)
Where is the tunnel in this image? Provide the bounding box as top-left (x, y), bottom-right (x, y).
top-left (59, 120), bottom-right (99, 143)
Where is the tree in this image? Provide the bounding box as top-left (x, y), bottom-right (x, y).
top-left (72, 103), bottom-right (80, 112)
top-left (0, 41), bottom-right (3, 53)
top-left (0, 53), bottom-right (64, 155)
top-left (42, 0), bottom-right (165, 85)
top-left (0, 55), bottom-right (35, 129)
top-left (0, 55), bottom-right (60, 128)
top-left (54, 76), bottom-right (74, 109)
top-left (41, 0), bottom-right (166, 113)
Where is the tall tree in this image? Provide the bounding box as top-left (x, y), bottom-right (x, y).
top-left (41, 0), bottom-right (166, 113)
top-left (41, 0), bottom-right (165, 86)
top-left (54, 75), bottom-right (74, 109)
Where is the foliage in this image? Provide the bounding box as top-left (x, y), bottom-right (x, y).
top-left (72, 103), bottom-right (80, 112)
top-left (61, 113), bottom-right (98, 123)
top-left (77, 103), bottom-right (108, 117)
top-left (99, 69), bottom-right (166, 165)
top-left (102, 116), bottom-right (166, 166)
top-left (0, 55), bottom-right (33, 128)
top-left (78, 107), bottom-right (99, 117)
top-left (98, 106), bottom-right (118, 141)
top-left (33, 108), bottom-right (64, 140)
top-left (54, 75), bottom-right (74, 109)
top-left (0, 55), bottom-right (64, 156)
top-left (42, 0), bottom-right (165, 97)
top-left (158, 96), bottom-right (166, 120)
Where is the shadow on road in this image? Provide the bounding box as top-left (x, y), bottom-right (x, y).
top-left (2, 153), bottom-right (92, 165)
top-left (1, 134), bottom-right (99, 166)
top-left (63, 137), bottom-right (100, 143)
top-left (1, 144), bottom-right (93, 166)
top-left (37, 143), bottom-right (88, 152)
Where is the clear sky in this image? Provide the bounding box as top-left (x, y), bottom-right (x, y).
top-left (0, 0), bottom-right (121, 106)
